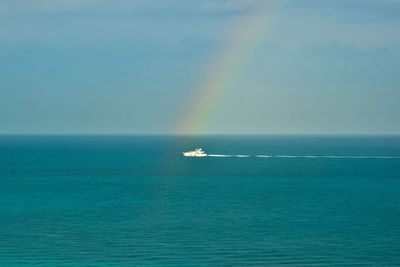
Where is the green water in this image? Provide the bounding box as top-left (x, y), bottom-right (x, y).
top-left (1, 135), bottom-right (400, 266)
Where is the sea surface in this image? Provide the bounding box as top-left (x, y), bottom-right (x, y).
top-left (1, 135), bottom-right (400, 266)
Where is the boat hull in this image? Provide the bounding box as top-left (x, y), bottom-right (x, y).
top-left (183, 152), bottom-right (207, 157)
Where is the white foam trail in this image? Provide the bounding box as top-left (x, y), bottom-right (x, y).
top-left (203, 154), bottom-right (400, 159)
top-left (261, 155), bottom-right (400, 159)
top-left (208, 154), bottom-right (250, 157)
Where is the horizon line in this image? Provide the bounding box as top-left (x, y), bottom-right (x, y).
top-left (1, 133), bottom-right (400, 137)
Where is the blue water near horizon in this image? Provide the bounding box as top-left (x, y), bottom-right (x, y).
top-left (1, 135), bottom-right (400, 266)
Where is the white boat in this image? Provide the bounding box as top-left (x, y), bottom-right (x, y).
top-left (183, 148), bottom-right (207, 157)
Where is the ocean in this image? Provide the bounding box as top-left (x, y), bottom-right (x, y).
top-left (1, 135), bottom-right (400, 266)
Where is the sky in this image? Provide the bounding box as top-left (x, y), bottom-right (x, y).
top-left (0, 0), bottom-right (399, 134)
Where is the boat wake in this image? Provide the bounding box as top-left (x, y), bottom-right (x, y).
top-left (258, 155), bottom-right (400, 159)
top-left (183, 149), bottom-right (399, 159)
top-left (204, 154), bottom-right (400, 159)
top-left (208, 154), bottom-right (250, 158)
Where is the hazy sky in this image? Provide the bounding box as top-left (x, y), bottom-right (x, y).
top-left (1, 0), bottom-right (399, 134)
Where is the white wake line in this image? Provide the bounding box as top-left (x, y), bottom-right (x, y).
top-left (208, 154), bottom-right (250, 157)
top-left (264, 155), bottom-right (400, 159)
top-left (206, 154), bottom-right (400, 159)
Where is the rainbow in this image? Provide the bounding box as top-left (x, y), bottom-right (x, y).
top-left (179, 3), bottom-right (283, 134)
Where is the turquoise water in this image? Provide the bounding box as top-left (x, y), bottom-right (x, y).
top-left (1, 135), bottom-right (400, 266)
